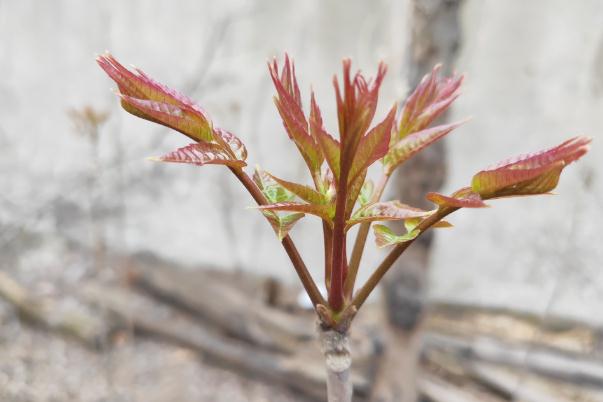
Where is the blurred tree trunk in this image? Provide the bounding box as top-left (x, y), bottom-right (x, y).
top-left (371, 1), bottom-right (463, 401)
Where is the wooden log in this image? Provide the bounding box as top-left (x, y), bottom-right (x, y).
top-left (0, 271), bottom-right (109, 347)
top-left (128, 257), bottom-right (314, 354)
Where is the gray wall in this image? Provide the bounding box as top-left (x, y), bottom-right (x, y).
top-left (1, 0), bottom-right (601, 322)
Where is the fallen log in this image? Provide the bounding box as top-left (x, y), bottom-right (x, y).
top-left (427, 301), bottom-right (600, 356)
top-left (0, 271), bottom-right (109, 347)
top-left (424, 332), bottom-right (603, 387)
top-left (418, 372), bottom-right (502, 402)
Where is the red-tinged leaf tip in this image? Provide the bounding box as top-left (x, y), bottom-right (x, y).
top-left (471, 136), bottom-right (592, 198)
top-left (426, 187), bottom-right (488, 208)
top-left (158, 143), bottom-right (246, 168)
top-left (399, 65), bottom-right (464, 138)
top-left (269, 55), bottom-right (323, 175)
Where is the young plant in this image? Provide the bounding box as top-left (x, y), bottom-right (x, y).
top-left (97, 53), bottom-right (591, 402)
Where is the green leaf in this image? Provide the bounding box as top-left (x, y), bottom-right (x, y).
top-left (373, 225), bottom-right (421, 248)
top-left (404, 217), bottom-right (452, 233)
top-left (253, 168), bottom-right (295, 203)
top-left (358, 179), bottom-right (374, 207)
top-left (263, 211), bottom-right (305, 241)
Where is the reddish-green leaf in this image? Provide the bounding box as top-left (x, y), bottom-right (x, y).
top-left (156, 143), bottom-right (246, 168)
top-left (345, 170), bottom-right (367, 218)
top-left (471, 136), bottom-right (592, 198)
top-left (426, 187), bottom-right (487, 208)
top-left (373, 225), bottom-right (421, 248)
top-left (349, 105), bottom-right (396, 183)
top-left (98, 53), bottom-right (214, 143)
top-left (214, 128), bottom-right (247, 161)
top-left (257, 202), bottom-right (334, 222)
top-left (98, 53), bottom-right (247, 162)
top-left (384, 120), bottom-right (467, 175)
top-left (347, 200), bottom-right (430, 229)
top-left (315, 128), bottom-right (341, 181)
top-left (266, 173), bottom-right (327, 205)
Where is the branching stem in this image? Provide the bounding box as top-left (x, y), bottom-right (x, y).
top-left (350, 206), bottom-right (456, 310)
top-left (229, 167), bottom-right (326, 307)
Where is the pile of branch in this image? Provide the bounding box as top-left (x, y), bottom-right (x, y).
top-left (2, 257), bottom-right (603, 402)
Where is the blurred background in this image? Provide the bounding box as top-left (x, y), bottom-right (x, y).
top-left (1, 0), bottom-right (602, 401)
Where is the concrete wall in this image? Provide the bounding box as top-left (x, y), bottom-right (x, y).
top-left (1, 0), bottom-right (601, 322)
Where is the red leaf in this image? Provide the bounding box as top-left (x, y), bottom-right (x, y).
top-left (157, 143), bottom-right (246, 168)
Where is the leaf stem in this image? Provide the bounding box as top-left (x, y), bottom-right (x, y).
top-left (329, 162), bottom-right (351, 312)
top-left (229, 167), bottom-right (326, 307)
top-left (344, 173), bottom-right (389, 298)
top-left (349, 207), bottom-right (456, 310)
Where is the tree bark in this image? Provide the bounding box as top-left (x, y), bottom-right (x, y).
top-left (319, 325), bottom-right (353, 402)
top-left (371, 0), bottom-right (463, 401)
